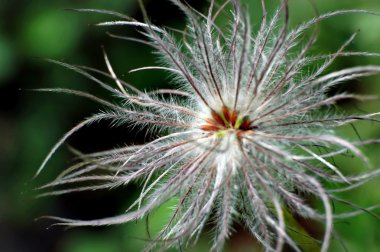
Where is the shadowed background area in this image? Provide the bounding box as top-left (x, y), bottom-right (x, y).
top-left (1, 0), bottom-right (380, 251)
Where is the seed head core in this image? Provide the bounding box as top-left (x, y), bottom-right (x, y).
top-left (201, 106), bottom-right (252, 134)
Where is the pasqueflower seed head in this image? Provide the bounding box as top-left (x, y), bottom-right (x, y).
top-left (37, 0), bottom-right (380, 251)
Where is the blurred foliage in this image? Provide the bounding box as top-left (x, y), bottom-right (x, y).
top-left (1, 0), bottom-right (380, 251)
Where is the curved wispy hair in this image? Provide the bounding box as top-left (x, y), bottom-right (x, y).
top-left (36, 0), bottom-right (380, 251)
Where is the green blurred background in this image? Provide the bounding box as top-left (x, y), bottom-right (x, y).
top-left (1, 0), bottom-right (380, 251)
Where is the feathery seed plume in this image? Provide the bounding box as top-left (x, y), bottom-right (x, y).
top-left (37, 1), bottom-right (380, 251)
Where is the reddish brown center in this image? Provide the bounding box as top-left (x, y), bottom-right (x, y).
top-left (201, 106), bottom-right (252, 132)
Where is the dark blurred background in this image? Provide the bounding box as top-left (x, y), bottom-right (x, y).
top-left (1, 0), bottom-right (380, 251)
